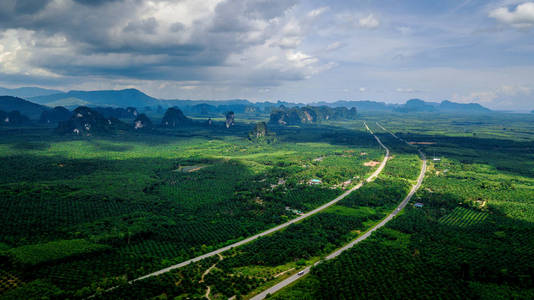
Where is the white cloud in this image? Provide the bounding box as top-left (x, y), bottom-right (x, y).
top-left (359, 14), bottom-right (380, 29)
top-left (270, 36), bottom-right (302, 49)
top-left (359, 87), bottom-right (366, 92)
top-left (397, 26), bottom-right (412, 35)
top-left (326, 41), bottom-right (341, 51)
top-left (179, 85), bottom-right (199, 90)
top-left (456, 85), bottom-right (532, 104)
top-left (396, 88), bottom-right (416, 93)
top-left (286, 51), bottom-right (318, 68)
top-left (0, 29), bottom-right (60, 77)
top-left (468, 90), bottom-right (498, 103)
top-left (307, 6), bottom-right (329, 18)
top-left (489, 2), bottom-right (534, 29)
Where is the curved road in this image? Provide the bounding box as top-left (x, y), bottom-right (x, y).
top-left (121, 122), bottom-right (390, 284)
top-left (250, 123), bottom-right (427, 300)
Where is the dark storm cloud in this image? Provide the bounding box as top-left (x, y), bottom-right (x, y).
top-left (73, 0), bottom-right (123, 6)
top-left (244, 0), bottom-right (298, 19)
top-left (170, 22), bottom-right (185, 32)
top-left (14, 0), bottom-right (53, 14)
top-left (0, 0), bottom-right (51, 20)
top-left (0, 0), bottom-right (283, 58)
top-left (0, 0), bottom-right (319, 90)
top-left (123, 17), bottom-right (159, 34)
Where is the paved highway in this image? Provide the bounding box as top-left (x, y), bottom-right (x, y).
top-left (250, 123), bottom-right (427, 300)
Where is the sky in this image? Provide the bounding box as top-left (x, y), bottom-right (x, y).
top-left (0, 0), bottom-right (533, 111)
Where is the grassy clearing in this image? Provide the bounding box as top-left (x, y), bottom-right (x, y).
top-left (5, 239), bottom-right (109, 267)
top-left (439, 207), bottom-right (489, 227)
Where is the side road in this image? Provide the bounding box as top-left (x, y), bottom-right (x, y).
top-left (250, 123), bottom-right (427, 300)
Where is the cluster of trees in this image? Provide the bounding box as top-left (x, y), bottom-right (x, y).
top-left (220, 213), bottom-right (370, 267)
top-left (301, 236), bottom-right (471, 299)
top-left (341, 177), bottom-right (410, 208)
top-left (3, 239), bottom-right (109, 268)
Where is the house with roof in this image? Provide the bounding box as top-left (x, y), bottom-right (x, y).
top-left (309, 179), bottom-right (322, 185)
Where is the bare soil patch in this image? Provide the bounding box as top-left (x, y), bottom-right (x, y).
top-left (408, 141), bottom-right (436, 145)
top-left (174, 165), bottom-right (208, 173)
top-left (364, 161), bottom-right (380, 167)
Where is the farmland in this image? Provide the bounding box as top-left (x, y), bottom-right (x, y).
top-left (439, 207), bottom-right (488, 227)
top-left (273, 113), bottom-right (534, 299)
top-left (84, 122), bottom-right (424, 299)
top-left (0, 120), bottom-right (386, 298)
top-left (1, 111), bottom-right (534, 299)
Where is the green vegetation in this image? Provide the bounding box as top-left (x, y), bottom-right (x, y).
top-left (95, 123), bottom-right (423, 300)
top-left (2, 111), bottom-right (534, 299)
top-left (439, 206), bottom-right (489, 227)
top-left (0, 119), bottom-right (385, 298)
top-left (4, 239), bottom-right (109, 267)
top-left (274, 113), bottom-right (534, 300)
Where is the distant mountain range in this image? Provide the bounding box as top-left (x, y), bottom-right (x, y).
top-left (0, 86), bottom-right (62, 98)
top-left (0, 86), bottom-right (494, 120)
top-left (30, 89), bottom-right (160, 108)
top-left (392, 99), bottom-right (490, 113)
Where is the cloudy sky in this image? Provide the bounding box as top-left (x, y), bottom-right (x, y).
top-left (0, 0), bottom-right (533, 110)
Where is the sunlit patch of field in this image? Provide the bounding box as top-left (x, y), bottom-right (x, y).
top-left (439, 207), bottom-right (489, 227)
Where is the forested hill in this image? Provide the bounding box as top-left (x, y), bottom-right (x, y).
top-left (30, 89), bottom-right (160, 108)
top-left (393, 99), bottom-right (491, 113)
top-left (0, 86), bottom-right (62, 98)
top-left (0, 96), bottom-right (49, 119)
top-left (269, 106), bottom-right (357, 125)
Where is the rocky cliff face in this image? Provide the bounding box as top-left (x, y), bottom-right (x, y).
top-left (269, 106), bottom-right (357, 125)
top-left (252, 122), bottom-right (267, 138)
top-left (133, 113), bottom-right (153, 130)
top-left (225, 111), bottom-right (235, 128)
top-left (248, 121), bottom-right (275, 143)
top-left (161, 107), bottom-right (191, 128)
top-left (56, 106), bottom-right (124, 135)
top-left (93, 106), bottom-right (138, 119)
